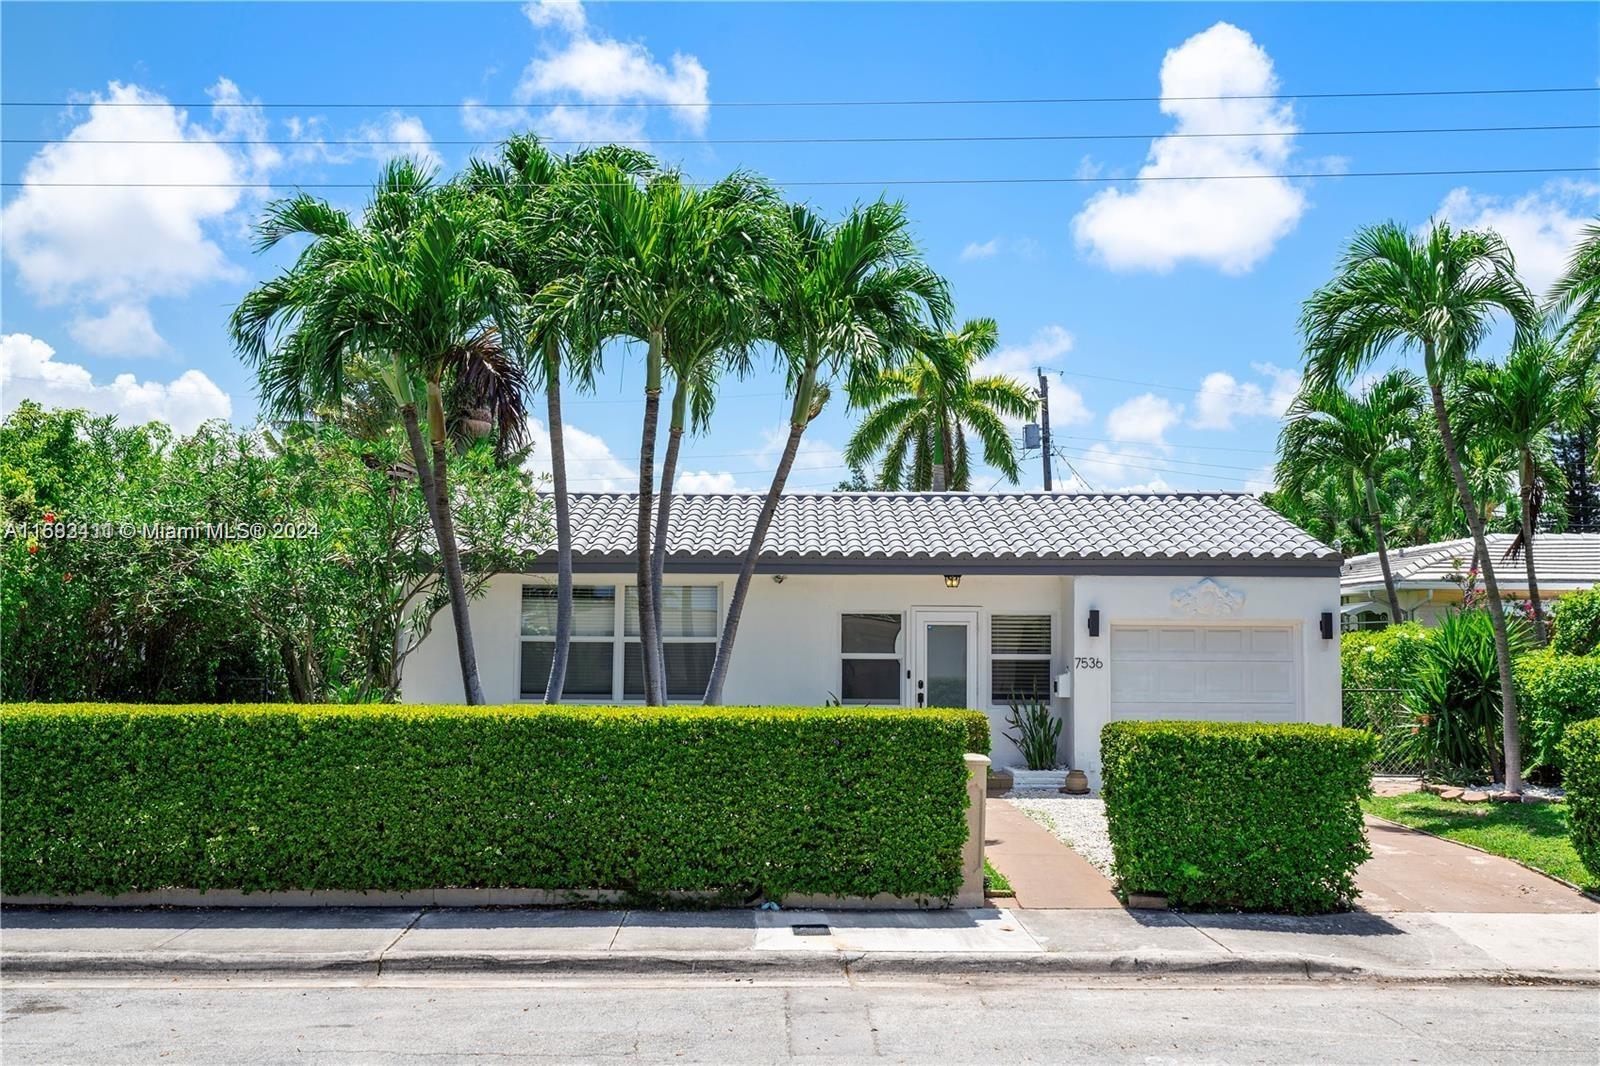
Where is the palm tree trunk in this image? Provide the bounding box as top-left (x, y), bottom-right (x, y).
top-left (1364, 475), bottom-right (1404, 626)
top-left (651, 381), bottom-right (688, 700)
top-left (401, 399), bottom-right (486, 705)
top-left (635, 330), bottom-right (664, 705)
top-left (704, 366), bottom-right (814, 706)
top-left (930, 415), bottom-right (948, 492)
top-left (1427, 370), bottom-right (1522, 790)
top-left (1520, 451), bottom-right (1547, 644)
top-left (543, 337), bottom-right (574, 703)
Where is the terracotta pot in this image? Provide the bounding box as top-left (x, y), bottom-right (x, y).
top-left (1060, 769), bottom-right (1090, 795)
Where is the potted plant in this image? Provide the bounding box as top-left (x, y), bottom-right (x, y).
top-left (1002, 698), bottom-right (1066, 790)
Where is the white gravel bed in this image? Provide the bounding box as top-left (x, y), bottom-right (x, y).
top-left (1004, 790), bottom-right (1116, 876)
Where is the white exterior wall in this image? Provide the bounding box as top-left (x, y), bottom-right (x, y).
top-left (401, 569), bottom-right (1340, 782)
top-left (1071, 574), bottom-right (1341, 784)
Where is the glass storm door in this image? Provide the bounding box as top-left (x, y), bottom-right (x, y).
top-left (911, 609), bottom-right (979, 709)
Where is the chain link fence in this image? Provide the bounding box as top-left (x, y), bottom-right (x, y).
top-left (1343, 686), bottom-right (1425, 776)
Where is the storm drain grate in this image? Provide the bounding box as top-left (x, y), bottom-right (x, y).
top-left (790, 923), bottom-right (831, 936)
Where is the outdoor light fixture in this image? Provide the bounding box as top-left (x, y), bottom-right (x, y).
top-left (1320, 611), bottom-right (1335, 640)
top-left (1087, 609), bottom-right (1100, 637)
top-left (944, 574), bottom-right (962, 589)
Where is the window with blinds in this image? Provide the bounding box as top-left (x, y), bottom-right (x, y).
top-left (623, 585), bottom-right (719, 700)
top-left (520, 584), bottom-right (719, 701)
top-left (990, 614), bottom-right (1052, 704)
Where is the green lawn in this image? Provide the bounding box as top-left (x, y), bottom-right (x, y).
top-left (1364, 792), bottom-right (1598, 893)
top-left (983, 858), bottom-right (1013, 896)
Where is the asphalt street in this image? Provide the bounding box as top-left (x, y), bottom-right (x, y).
top-left (3, 973), bottom-right (1598, 1064)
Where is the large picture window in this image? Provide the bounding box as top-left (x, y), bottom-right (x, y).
top-left (840, 612), bottom-right (903, 704)
top-left (991, 614), bottom-right (1052, 704)
top-left (521, 583), bottom-right (719, 701)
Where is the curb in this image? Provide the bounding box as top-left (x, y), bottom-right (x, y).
top-left (5, 950), bottom-right (1597, 985)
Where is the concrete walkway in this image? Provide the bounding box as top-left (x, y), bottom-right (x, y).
top-left (4, 906), bottom-right (1597, 983)
top-left (1357, 815), bottom-right (1600, 913)
top-left (984, 800), bottom-right (1120, 909)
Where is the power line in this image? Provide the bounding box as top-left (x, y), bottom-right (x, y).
top-left (7, 122), bottom-right (1595, 148)
top-left (7, 165), bottom-right (1596, 191)
top-left (6, 85), bottom-right (1596, 109)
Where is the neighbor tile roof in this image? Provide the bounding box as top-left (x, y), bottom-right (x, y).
top-left (537, 492), bottom-right (1338, 570)
top-left (1341, 533), bottom-right (1600, 592)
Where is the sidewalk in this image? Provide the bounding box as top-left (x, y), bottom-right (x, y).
top-left (5, 906), bottom-right (1597, 983)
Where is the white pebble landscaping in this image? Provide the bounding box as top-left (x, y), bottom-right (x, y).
top-left (1005, 790), bottom-right (1116, 876)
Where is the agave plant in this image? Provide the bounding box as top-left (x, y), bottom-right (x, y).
top-left (1397, 609), bottom-right (1531, 783)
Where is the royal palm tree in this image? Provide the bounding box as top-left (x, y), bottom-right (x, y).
top-left (1278, 371), bottom-right (1424, 626)
top-left (1301, 220), bottom-right (1537, 790)
top-left (844, 318), bottom-right (1036, 491)
top-left (1459, 336), bottom-right (1586, 642)
top-left (231, 160), bottom-right (527, 705)
top-left (544, 161), bottom-right (779, 703)
top-left (702, 201), bottom-right (950, 705)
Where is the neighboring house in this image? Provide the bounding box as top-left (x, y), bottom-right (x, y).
top-left (1340, 533), bottom-right (1600, 630)
top-left (401, 491), bottom-right (1342, 783)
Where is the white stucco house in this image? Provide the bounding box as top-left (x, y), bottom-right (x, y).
top-left (401, 491), bottom-right (1343, 784)
top-left (1341, 532), bottom-right (1600, 630)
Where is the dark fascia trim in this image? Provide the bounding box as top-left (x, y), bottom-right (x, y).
top-left (516, 555), bottom-right (1343, 578)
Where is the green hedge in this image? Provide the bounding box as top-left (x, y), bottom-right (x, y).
top-left (1514, 651), bottom-right (1600, 776)
top-left (1559, 718), bottom-right (1600, 883)
top-left (1101, 721), bottom-right (1377, 913)
top-left (1550, 587), bottom-right (1600, 657)
top-left (0, 703), bottom-right (989, 901)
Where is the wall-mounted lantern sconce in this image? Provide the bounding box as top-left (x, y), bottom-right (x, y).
top-left (943, 574), bottom-right (962, 589)
top-left (1087, 608), bottom-right (1100, 637)
top-left (1320, 611), bottom-right (1335, 640)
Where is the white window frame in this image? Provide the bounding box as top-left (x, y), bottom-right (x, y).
top-left (521, 581), bottom-right (720, 703)
top-left (988, 613), bottom-right (1055, 708)
top-left (838, 611), bottom-right (906, 706)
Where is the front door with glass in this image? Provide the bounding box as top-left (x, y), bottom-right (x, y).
top-left (910, 608), bottom-right (979, 709)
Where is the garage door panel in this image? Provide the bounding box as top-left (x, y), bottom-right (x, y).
top-left (1110, 624), bottom-right (1300, 724)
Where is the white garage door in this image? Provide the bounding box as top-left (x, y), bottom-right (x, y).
top-left (1110, 625), bottom-right (1300, 722)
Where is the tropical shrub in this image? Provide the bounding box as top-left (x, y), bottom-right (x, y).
top-left (1550, 587), bottom-right (1600, 657)
top-left (1002, 699), bottom-right (1061, 770)
top-left (1341, 623), bottom-right (1431, 769)
top-left (0, 704), bottom-right (989, 901)
top-left (1560, 718), bottom-right (1600, 882)
top-left (1396, 609), bottom-right (1530, 782)
top-left (1100, 721), bottom-right (1376, 913)
top-left (1515, 650), bottom-right (1600, 778)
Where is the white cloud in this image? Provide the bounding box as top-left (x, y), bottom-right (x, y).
top-left (0, 333), bottom-right (232, 434)
top-left (1190, 362), bottom-right (1300, 430)
top-left (522, 416), bottom-right (636, 492)
top-left (1060, 443), bottom-right (1177, 493)
top-left (67, 303), bottom-right (165, 356)
top-left (1071, 22), bottom-right (1306, 274)
top-left (1436, 180), bottom-right (1600, 296)
top-left (676, 469), bottom-right (742, 493)
top-left (1106, 393), bottom-right (1182, 446)
top-left (284, 111), bottom-right (442, 171)
top-left (960, 239), bottom-right (1000, 261)
top-left (463, 0), bottom-right (710, 145)
top-left (1, 80), bottom-right (277, 355)
top-left (972, 325), bottom-right (1092, 431)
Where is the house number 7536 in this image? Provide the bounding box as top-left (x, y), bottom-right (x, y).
top-left (1074, 656), bottom-right (1104, 670)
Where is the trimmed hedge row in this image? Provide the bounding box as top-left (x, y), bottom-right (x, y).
top-left (1513, 651), bottom-right (1600, 775)
top-left (1101, 721), bottom-right (1377, 914)
top-left (1560, 718), bottom-right (1600, 883)
top-left (0, 703), bottom-right (989, 901)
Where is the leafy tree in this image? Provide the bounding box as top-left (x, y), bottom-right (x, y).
top-left (703, 201), bottom-right (950, 705)
top-left (231, 159), bottom-right (528, 704)
top-left (1278, 371), bottom-right (1424, 624)
top-left (844, 318), bottom-right (1037, 491)
top-left (1458, 336), bottom-right (1585, 642)
top-left (1301, 220), bottom-right (1538, 791)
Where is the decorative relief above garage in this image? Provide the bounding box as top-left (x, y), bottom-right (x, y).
top-left (1170, 578), bottom-right (1246, 617)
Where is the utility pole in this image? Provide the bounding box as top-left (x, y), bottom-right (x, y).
top-left (1037, 369), bottom-right (1053, 492)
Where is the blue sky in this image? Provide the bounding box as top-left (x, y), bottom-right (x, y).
top-left (3, 1), bottom-right (1597, 495)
